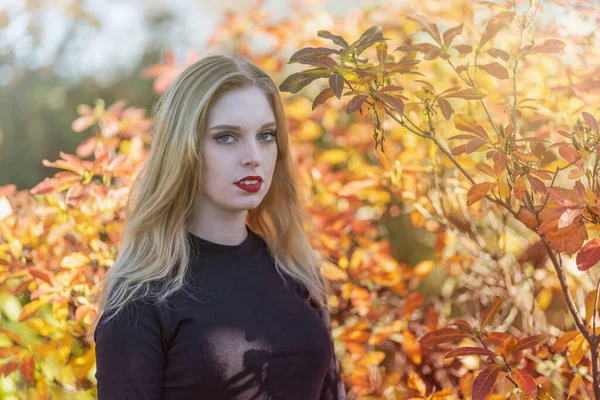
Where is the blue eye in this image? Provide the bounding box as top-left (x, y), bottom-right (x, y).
top-left (214, 130), bottom-right (277, 145)
top-left (259, 130), bottom-right (277, 142)
top-left (216, 134), bottom-right (234, 144)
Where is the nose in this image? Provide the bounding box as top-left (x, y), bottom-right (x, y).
top-left (242, 140), bottom-right (262, 167)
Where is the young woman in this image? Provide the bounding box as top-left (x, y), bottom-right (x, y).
top-left (87, 54), bottom-right (346, 399)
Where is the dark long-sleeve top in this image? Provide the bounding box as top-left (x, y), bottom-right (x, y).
top-left (94, 225), bottom-right (346, 399)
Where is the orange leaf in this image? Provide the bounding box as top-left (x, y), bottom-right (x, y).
top-left (467, 182), bottom-right (495, 207)
top-left (566, 333), bottom-right (588, 366)
top-left (569, 375), bottom-right (582, 399)
top-left (481, 297), bottom-right (503, 331)
top-left (472, 364), bottom-right (503, 400)
top-left (513, 175), bottom-right (527, 200)
top-left (0, 329), bottom-right (25, 346)
top-left (551, 331), bottom-right (580, 353)
top-left (511, 369), bottom-right (537, 398)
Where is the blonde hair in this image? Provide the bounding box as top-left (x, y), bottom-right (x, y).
top-left (85, 54), bottom-right (326, 344)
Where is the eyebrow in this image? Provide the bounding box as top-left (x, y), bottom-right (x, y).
top-left (208, 122), bottom-right (276, 131)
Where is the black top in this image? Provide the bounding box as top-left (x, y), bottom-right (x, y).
top-left (94, 225), bottom-right (346, 399)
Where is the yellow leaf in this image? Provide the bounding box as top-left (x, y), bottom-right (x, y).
top-left (321, 260), bottom-right (348, 282)
top-left (536, 288), bottom-right (553, 311)
top-left (61, 252), bottom-right (90, 269)
top-left (414, 260), bottom-right (435, 279)
top-left (25, 318), bottom-right (60, 336)
top-left (317, 149), bottom-right (348, 165)
top-left (297, 120), bottom-right (321, 141)
top-left (18, 299), bottom-right (45, 322)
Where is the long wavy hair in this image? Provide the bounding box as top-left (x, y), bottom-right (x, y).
top-left (85, 54), bottom-right (326, 345)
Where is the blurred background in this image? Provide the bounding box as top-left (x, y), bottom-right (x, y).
top-left (0, 0), bottom-right (381, 190)
top-left (0, 0), bottom-right (596, 190)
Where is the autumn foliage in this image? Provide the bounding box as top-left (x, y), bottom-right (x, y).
top-left (1, 0), bottom-right (600, 399)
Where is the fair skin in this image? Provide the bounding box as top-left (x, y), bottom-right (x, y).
top-left (188, 85), bottom-right (278, 246)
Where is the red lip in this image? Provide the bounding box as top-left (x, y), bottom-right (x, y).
top-left (236, 176), bottom-right (263, 183)
top-left (235, 176), bottom-right (263, 193)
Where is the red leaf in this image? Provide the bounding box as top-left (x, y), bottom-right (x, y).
top-left (485, 332), bottom-right (511, 347)
top-left (27, 267), bottom-right (57, 286)
top-left (472, 364), bottom-right (503, 400)
top-left (379, 85), bottom-right (404, 93)
top-left (437, 98), bottom-right (453, 120)
top-left (443, 88), bottom-right (487, 100)
top-left (419, 328), bottom-right (471, 348)
top-left (329, 74), bottom-right (344, 99)
top-left (30, 178), bottom-right (58, 195)
top-left (379, 93), bottom-right (404, 115)
top-left (508, 334), bottom-right (547, 354)
top-left (529, 39), bottom-right (566, 54)
top-left (289, 47), bottom-right (339, 63)
top-left (447, 320), bottom-right (474, 333)
top-left (466, 138), bottom-right (488, 153)
top-left (486, 48), bottom-right (510, 61)
top-left (583, 111), bottom-right (599, 134)
top-left (478, 62), bottom-right (509, 79)
top-left (511, 369), bottom-right (538, 399)
top-left (453, 44), bottom-right (473, 54)
top-left (577, 238), bottom-right (600, 271)
top-left (444, 346), bottom-right (496, 359)
top-left (406, 14), bottom-right (442, 44)
top-left (346, 94), bottom-right (369, 114)
top-left (20, 353), bottom-right (35, 384)
top-left (443, 23), bottom-right (463, 47)
top-left (312, 88), bottom-right (335, 111)
top-left (527, 175), bottom-right (547, 194)
top-left (480, 11), bottom-right (515, 48)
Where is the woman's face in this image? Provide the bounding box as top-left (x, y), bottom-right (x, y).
top-left (200, 85), bottom-right (278, 214)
